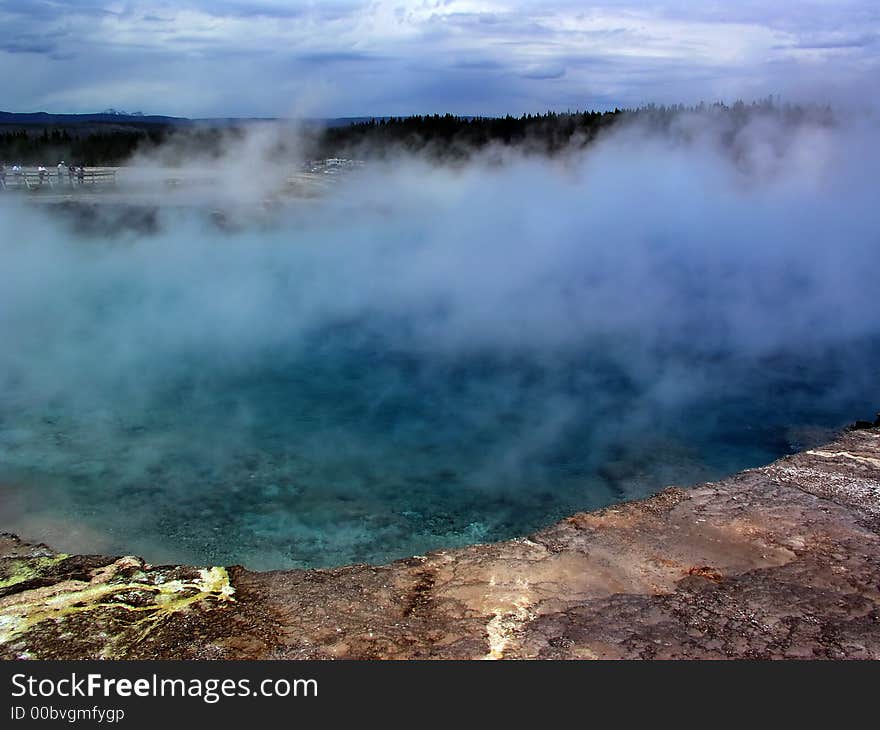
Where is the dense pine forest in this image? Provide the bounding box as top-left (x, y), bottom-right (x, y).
top-left (0, 126), bottom-right (165, 166)
top-left (0, 99), bottom-right (831, 166)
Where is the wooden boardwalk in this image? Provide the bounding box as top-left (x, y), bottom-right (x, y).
top-left (0, 163), bottom-right (354, 203)
top-left (0, 167), bottom-right (117, 191)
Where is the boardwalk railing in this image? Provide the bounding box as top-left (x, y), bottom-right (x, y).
top-left (0, 168), bottom-right (117, 191)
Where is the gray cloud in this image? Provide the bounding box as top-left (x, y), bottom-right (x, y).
top-left (0, 1), bottom-right (878, 115)
top-left (451, 59), bottom-right (505, 71)
top-left (519, 65), bottom-right (566, 80)
top-left (0, 39), bottom-right (57, 55)
top-left (777, 32), bottom-right (879, 50)
top-left (295, 50), bottom-right (387, 65)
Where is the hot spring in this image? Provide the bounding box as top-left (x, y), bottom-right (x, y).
top-left (1, 125), bottom-right (878, 570)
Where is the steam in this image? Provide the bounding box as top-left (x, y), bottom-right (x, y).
top-left (0, 109), bottom-right (878, 568)
top-left (118, 121), bottom-right (308, 207)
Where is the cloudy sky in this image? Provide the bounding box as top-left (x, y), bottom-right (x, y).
top-left (1, 0), bottom-right (878, 117)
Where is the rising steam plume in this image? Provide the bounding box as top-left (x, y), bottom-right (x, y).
top-left (0, 107), bottom-right (878, 568)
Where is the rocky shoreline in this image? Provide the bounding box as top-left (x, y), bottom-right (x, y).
top-left (2, 424), bottom-right (879, 659)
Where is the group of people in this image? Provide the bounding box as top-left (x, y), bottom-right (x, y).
top-left (0, 161), bottom-right (87, 189)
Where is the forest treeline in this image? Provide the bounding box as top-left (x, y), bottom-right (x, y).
top-left (0, 99), bottom-right (832, 166)
top-left (0, 126), bottom-right (164, 167)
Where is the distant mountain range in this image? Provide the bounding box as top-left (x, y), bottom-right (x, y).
top-left (0, 111), bottom-right (378, 127)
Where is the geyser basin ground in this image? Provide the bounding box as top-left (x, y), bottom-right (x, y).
top-left (3, 426), bottom-right (879, 659)
top-left (1, 123), bottom-right (879, 570)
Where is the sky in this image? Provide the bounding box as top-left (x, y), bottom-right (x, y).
top-left (0, 0), bottom-right (878, 117)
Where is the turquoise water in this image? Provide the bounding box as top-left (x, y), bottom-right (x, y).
top-left (1, 318), bottom-right (876, 569)
top-left (1, 139), bottom-right (879, 569)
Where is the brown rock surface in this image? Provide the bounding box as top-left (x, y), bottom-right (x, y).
top-left (2, 427), bottom-right (879, 659)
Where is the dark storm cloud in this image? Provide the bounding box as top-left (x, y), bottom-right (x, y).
top-left (295, 51), bottom-right (387, 65)
top-left (206, 2), bottom-right (306, 19)
top-left (451, 59), bottom-right (505, 71)
top-left (0, 39), bottom-right (57, 55)
top-left (519, 65), bottom-right (566, 80)
top-left (777, 33), bottom-right (879, 51)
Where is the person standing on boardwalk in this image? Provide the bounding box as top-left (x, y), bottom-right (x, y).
top-left (0, 163), bottom-right (6, 189)
top-left (77, 165), bottom-right (85, 184)
top-left (57, 161), bottom-right (66, 185)
top-left (38, 165), bottom-right (48, 185)
top-left (68, 163), bottom-right (76, 185)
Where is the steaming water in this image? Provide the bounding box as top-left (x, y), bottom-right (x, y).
top-left (1, 126), bottom-right (879, 569)
top-left (1, 309), bottom-right (876, 570)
